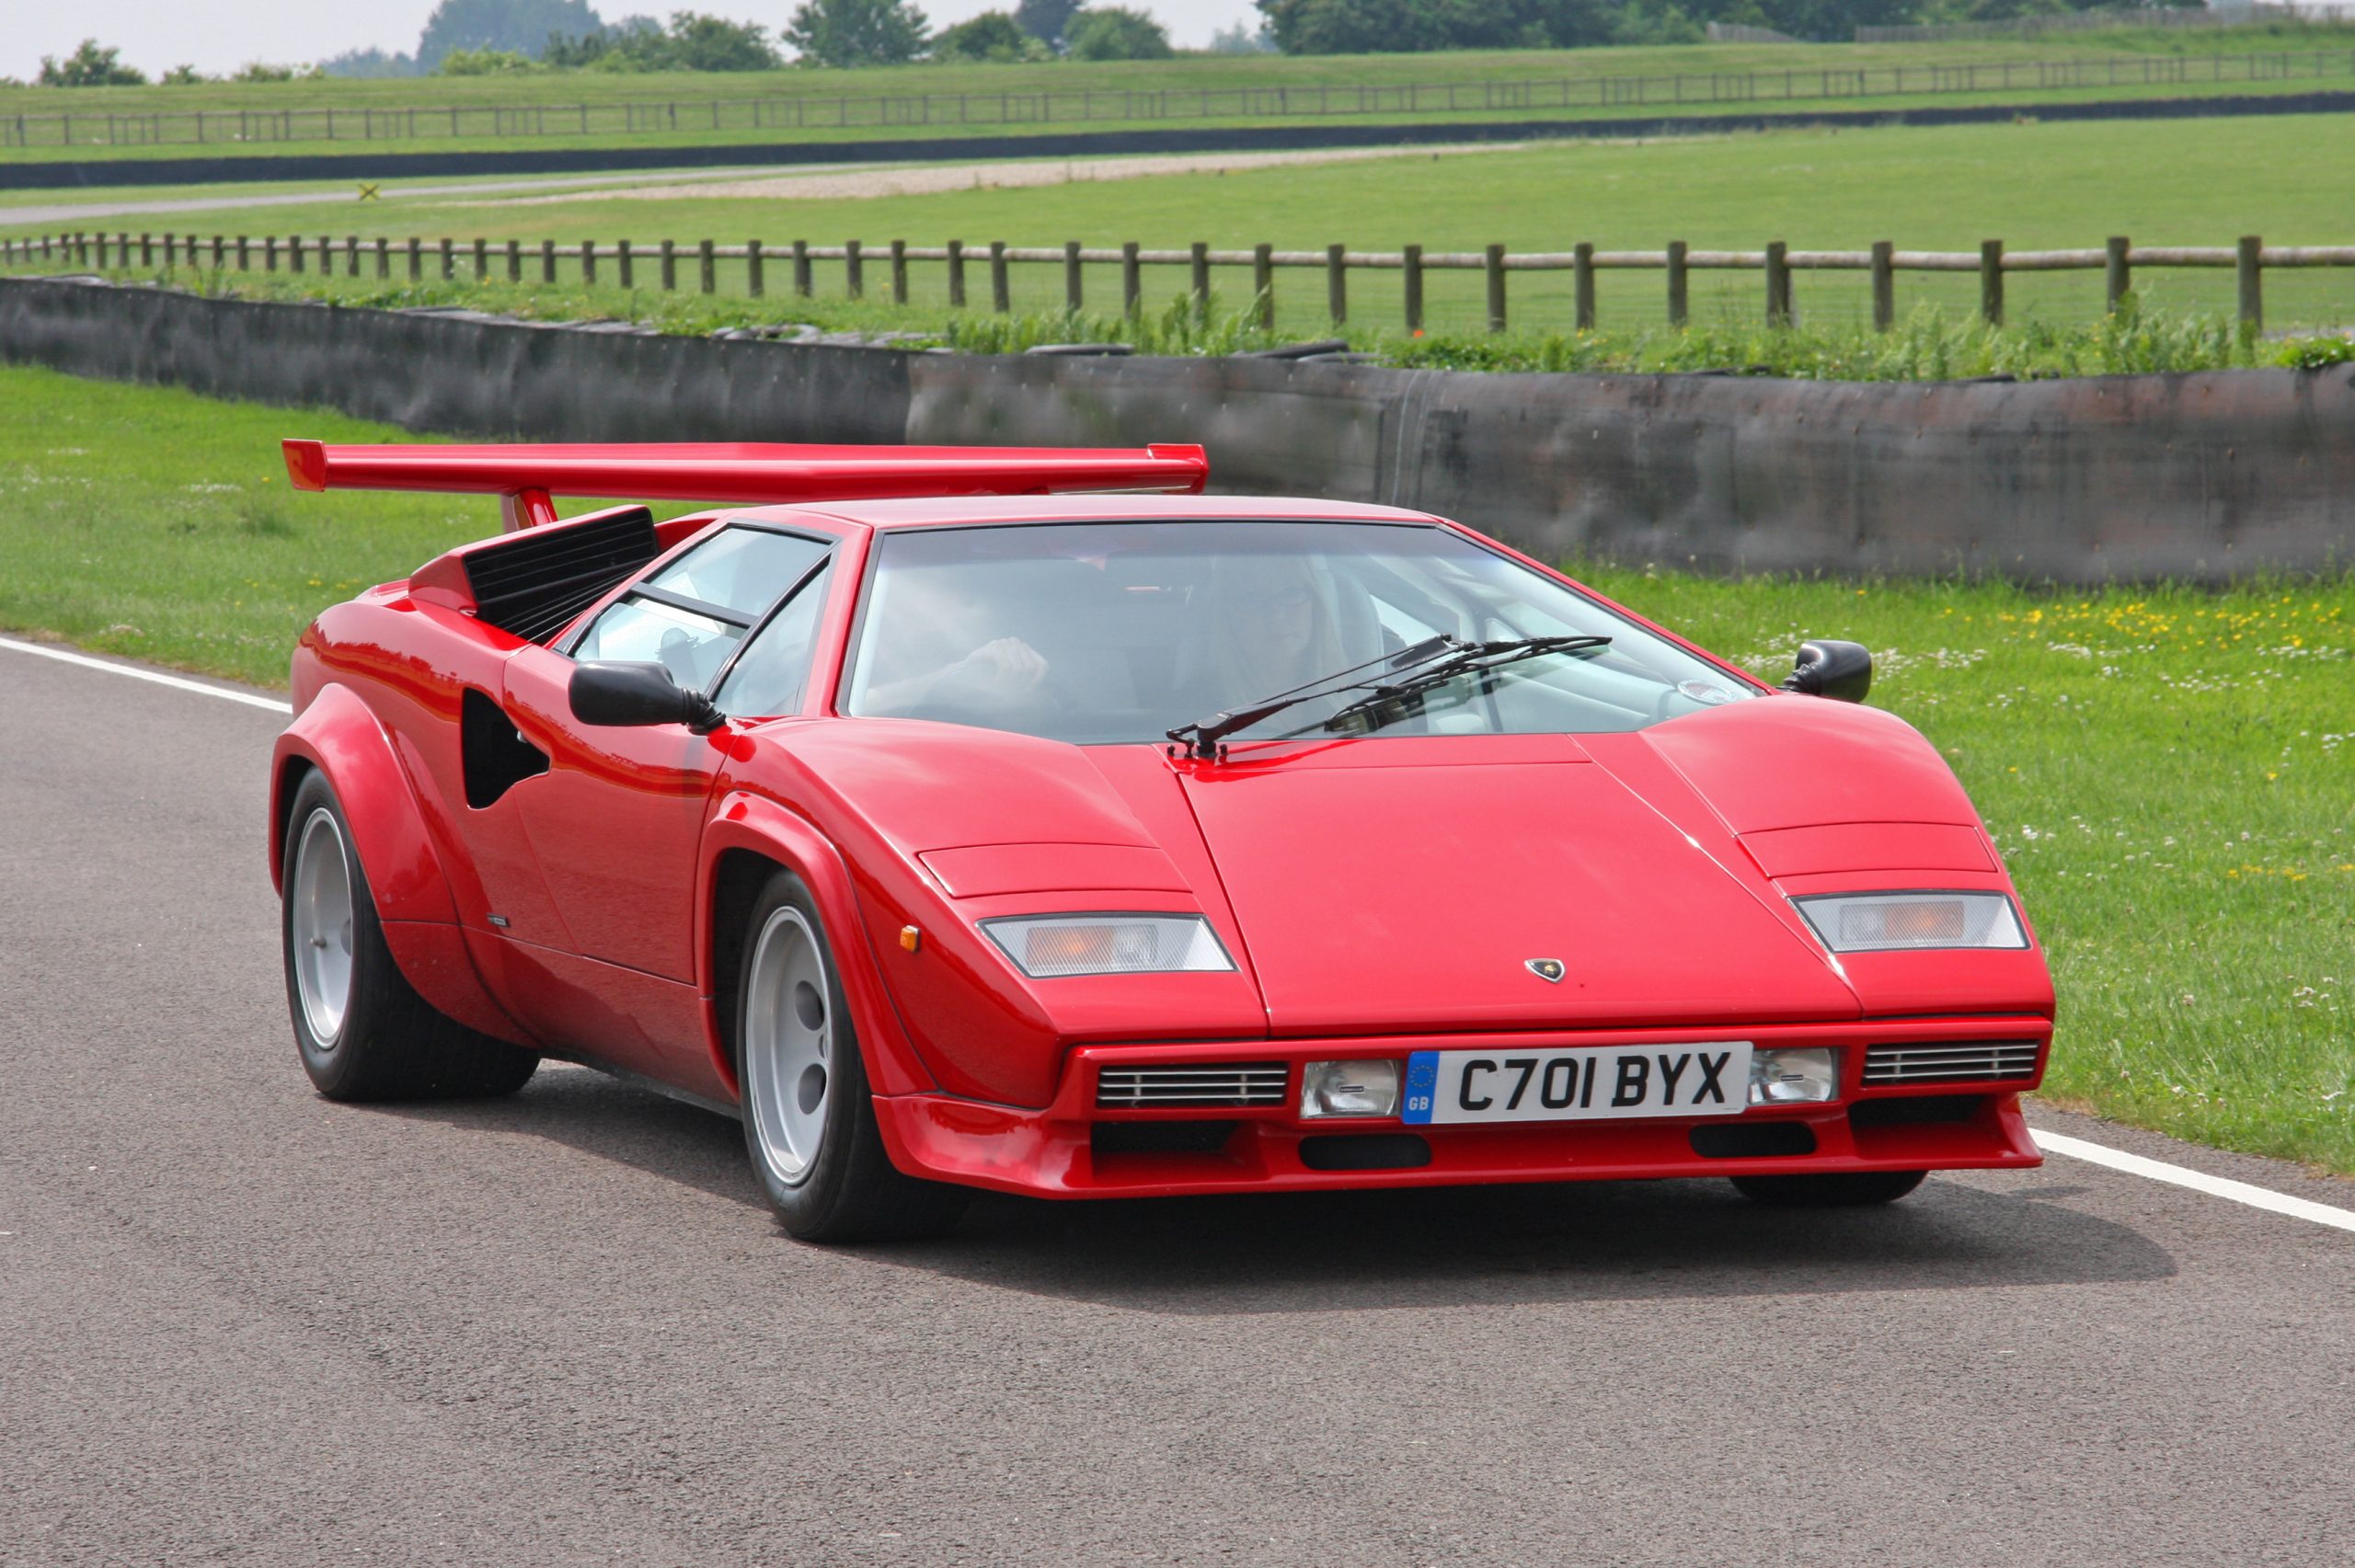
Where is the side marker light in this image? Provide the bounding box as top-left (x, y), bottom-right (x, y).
top-left (900, 925), bottom-right (922, 953)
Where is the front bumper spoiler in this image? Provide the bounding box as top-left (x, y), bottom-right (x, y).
top-left (870, 1017), bottom-right (2051, 1199)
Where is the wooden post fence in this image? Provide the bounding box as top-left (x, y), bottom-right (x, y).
top-left (24, 229), bottom-right (2350, 339)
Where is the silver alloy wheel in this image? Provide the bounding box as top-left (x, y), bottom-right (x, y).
top-left (743, 905), bottom-right (832, 1185)
top-left (291, 806), bottom-right (356, 1045)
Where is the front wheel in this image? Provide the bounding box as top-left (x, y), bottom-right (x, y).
top-left (281, 770), bottom-right (538, 1101)
top-left (736, 869), bottom-right (967, 1242)
top-left (1731, 1170), bottom-right (1928, 1207)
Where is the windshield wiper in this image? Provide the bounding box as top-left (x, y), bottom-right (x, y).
top-left (1304, 635), bottom-right (1613, 738)
top-left (1167, 635), bottom-right (1461, 760)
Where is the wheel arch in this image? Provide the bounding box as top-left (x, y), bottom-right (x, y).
top-left (270, 686), bottom-right (532, 1047)
top-left (699, 793), bottom-right (936, 1102)
top-left (270, 683), bottom-right (455, 924)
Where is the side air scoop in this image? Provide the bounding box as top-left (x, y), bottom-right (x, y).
top-left (281, 439), bottom-right (1211, 532)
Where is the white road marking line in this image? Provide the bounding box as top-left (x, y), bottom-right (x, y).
top-left (2035, 1128), bottom-right (2355, 1234)
top-left (0, 635), bottom-right (293, 714)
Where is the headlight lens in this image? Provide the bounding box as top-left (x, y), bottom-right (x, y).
top-left (1750, 1047), bottom-right (1838, 1104)
top-left (1301, 1059), bottom-right (1402, 1119)
top-left (1792, 891), bottom-right (2027, 953)
top-left (980, 913), bottom-right (1234, 978)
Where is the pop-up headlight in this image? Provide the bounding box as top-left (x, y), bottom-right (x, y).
top-left (980, 914), bottom-right (1234, 979)
top-left (1792, 892), bottom-right (2027, 954)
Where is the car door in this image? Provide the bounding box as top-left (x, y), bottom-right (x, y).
top-left (502, 523), bottom-right (838, 983)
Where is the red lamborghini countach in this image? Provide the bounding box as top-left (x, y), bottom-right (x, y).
top-left (270, 439), bottom-right (2051, 1240)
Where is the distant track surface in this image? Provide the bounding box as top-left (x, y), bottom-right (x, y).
top-left (4, 635), bottom-right (2353, 1566)
top-left (6, 87), bottom-right (2351, 191)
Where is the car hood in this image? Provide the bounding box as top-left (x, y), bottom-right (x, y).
top-left (1176, 727), bottom-right (1862, 1036)
top-left (778, 698), bottom-right (2004, 1039)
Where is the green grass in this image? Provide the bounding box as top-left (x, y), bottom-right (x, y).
top-left (2, 361), bottom-right (2348, 1173)
top-left (16, 115), bottom-right (2355, 333)
top-left (6, 30), bottom-right (2354, 164)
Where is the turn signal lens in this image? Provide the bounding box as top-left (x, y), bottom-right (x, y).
top-left (1791, 892), bottom-right (2028, 953)
top-left (1750, 1047), bottom-right (1838, 1104)
top-left (980, 914), bottom-right (1234, 979)
top-left (1300, 1059), bottom-right (1402, 1119)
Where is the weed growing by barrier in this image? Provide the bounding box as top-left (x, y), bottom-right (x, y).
top-left (29, 265), bottom-right (2352, 379)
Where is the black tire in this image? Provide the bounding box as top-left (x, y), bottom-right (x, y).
top-left (1731, 1170), bottom-right (1928, 1207)
top-left (735, 869), bottom-right (967, 1243)
top-left (281, 770), bottom-right (539, 1102)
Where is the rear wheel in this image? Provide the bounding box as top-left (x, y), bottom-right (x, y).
top-left (281, 770), bottom-right (538, 1102)
top-left (737, 869), bottom-right (967, 1242)
top-left (1731, 1170), bottom-right (1928, 1207)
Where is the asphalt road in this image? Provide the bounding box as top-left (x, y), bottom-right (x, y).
top-left (4, 644), bottom-right (2350, 1568)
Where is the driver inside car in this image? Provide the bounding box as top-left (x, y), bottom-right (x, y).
top-left (861, 632), bottom-right (1051, 716)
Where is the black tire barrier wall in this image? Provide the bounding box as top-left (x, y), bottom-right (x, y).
top-left (4, 276), bottom-right (2349, 583)
top-left (8, 89), bottom-right (2355, 191)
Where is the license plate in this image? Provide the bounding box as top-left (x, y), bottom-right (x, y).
top-left (1401, 1043), bottom-right (1753, 1126)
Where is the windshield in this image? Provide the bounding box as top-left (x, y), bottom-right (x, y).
top-left (844, 521), bottom-right (1758, 744)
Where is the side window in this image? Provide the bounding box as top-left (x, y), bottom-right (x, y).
top-left (573, 526), bottom-right (830, 692)
top-left (644, 529), bottom-right (826, 618)
top-left (574, 598), bottom-right (743, 692)
top-left (715, 563), bottom-right (833, 718)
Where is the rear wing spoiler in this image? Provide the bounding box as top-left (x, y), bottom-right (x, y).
top-left (281, 439), bottom-right (1211, 532)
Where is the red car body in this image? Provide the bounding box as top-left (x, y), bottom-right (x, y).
top-left (269, 441), bottom-right (2049, 1203)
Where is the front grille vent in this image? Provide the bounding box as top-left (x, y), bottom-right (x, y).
top-left (1097, 1063), bottom-right (1288, 1109)
top-left (1862, 1042), bottom-right (2039, 1085)
top-left (461, 507), bottom-right (660, 644)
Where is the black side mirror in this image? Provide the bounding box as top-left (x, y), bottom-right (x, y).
top-left (1781, 639), bottom-right (1873, 704)
top-left (569, 661), bottom-right (721, 732)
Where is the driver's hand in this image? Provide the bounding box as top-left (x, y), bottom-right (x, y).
top-left (956, 636), bottom-right (1048, 694)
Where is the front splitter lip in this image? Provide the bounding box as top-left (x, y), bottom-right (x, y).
top-left (869, 1015), bottom-right (2051, 1199)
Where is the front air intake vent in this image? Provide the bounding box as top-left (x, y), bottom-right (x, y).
top-left (1862, 1042), bottom-right (2040, 1085)
top-left (1097, 1063), bottom-right (1288, 1109)
top-left (461, 507), bottom-right (660, 644)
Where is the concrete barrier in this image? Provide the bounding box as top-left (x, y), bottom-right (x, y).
top-left (4, 275), bottom-right (2349, 582)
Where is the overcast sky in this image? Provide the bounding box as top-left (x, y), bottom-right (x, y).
top-left (6, 0), bottom-right (1267, 81)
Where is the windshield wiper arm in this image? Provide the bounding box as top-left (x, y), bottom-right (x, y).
top-left (1307, 635), bottom-right (1613, 738)
top-left (1167, 635), bottom-right (1461, 760)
